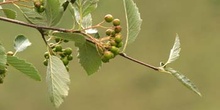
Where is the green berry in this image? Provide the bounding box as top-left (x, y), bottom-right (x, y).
top-left (117, 42), bottom-right (123, 48)
top-left (106, 29), bottom-right (113, 36)
top-left (110, 40), bottom-right (117, 46)
top-left (103, 51), bottom-right (114, 59)
top-left (64, 47), bottom-right (72, 55)
top-left (55, 37), bottom-right (61, 43)
top-left (111, 30), bottom-right (116, 37)
top-left (59, 53), bottom-right (66, 58)
top-left (7, 51), bottom-right (14, 56)
top-left (114, 26), bottom-right (122, 33)
top-left (113, 19), bottom-right (120, 26)
top-left (104, 14), bottom-right (114, 23)
top-left (54, 45), bottom-right (62, 52)
top-left (62, 57), bottom-right (69, 66)
top-left (67, 55), bottom-right (73, 61)
top-left (43, 59), bottom-right (48, 66)
top-left (44, 52), bottom-right (49, 59)
top-left (110, 46), bottom-right (120, 55)
top-left (101, 56), bottom-right (109, 63)
top-left (34, 0), bottom-right (41, 8)
top-left (115, 34), bottom-right (122, 43)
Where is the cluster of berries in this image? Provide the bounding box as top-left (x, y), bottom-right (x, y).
top-left (101, 14), bottom-right (123, 63)
top-left (43, 38), bottom-right (73, 71)
top-left (34, 0), bottom-right (45, 13)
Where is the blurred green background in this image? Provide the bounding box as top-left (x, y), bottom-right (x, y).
top-left (1, 0), bottom-right (220, 110)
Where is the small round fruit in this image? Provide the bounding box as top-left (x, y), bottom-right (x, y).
top-left (114, 26), bottom-right (122, 33)
top-left (104, 14), bottom-right (114, 23)
top-left (62, 58), bottom-right (69, 66)
top-left (113, 19), bottom-right (120, 26)
top-left (7, 51), bottom-right (14, 56)
top-left (43, 59), bottom-right (48, 66)
top-left (101, 56), bottom-right (109, 63)
top-left (106, 29), bottom-right (113, 36)
top-left (55, 37), bottom-right (61, 43)
top-left (110, 40), bottom-right (117, 46)
top-left (34, 0), bottom-right (41, 8)
top-left (103, 51), bottom-right (114, 59)
top-left (44, 52), bottom-right (49, 59)
top-left (67, 55), bottom-right (73, 61)
top-left (64, 47), bottom-right (72, 55)
top-left (116, 42), bottom-right (123, 48)
top-left (115, 34), bottom-right (123, 43)
top-left (54, 45), bottom-right (62, 52)
top-left (110, 46), bottom-right (120, 55)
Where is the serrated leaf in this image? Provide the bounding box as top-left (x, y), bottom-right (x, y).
top-left (14, 35), bottom-right (31, 53)
top-left (45, 0), bottom-right (67, 26)
top-left (0, 43), bottom-right (7, 70)
top-left (70, 0), bottom-right (98, 29)
top-left (7, 56), bottom-right (41, 81)
top-left (75, 42), bottom-right (102, 75)
top-left (81, 0), bottom-right (99, 17)
top-left (15, 6), bottom-right (47, 25)
top-left (52, 32), bottom-right (86, 43)
top-left (46, 56), bottom-right (70, 108)
top-left (165, 67), bottom-right (201, 96)
top-left (2, 9), bottom-right (17, 19)
top-left (74, 0), bottom-right (98, 17)
top-left (164, 34), bottom-right (181, 66)
top-left (123, 0), bottom-right (142, 51)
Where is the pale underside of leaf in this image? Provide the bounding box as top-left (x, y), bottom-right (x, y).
top-left (75, 42), bottom-right (102, 75)
top-left (164, 34), bottom-right (181, 66)
top-left (46, 56), bottom-right (70, 108)
top-left (14, 35), bottom-right (31, 53)
top-left (7, 56), bottom-right (41, 81)
top-left (123, 0), bottom-right (142, 51)
top-left (165, 67), bottom-right (201, 96)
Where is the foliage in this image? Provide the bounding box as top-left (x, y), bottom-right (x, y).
top-left (0, 0), bottom-right (201, 108)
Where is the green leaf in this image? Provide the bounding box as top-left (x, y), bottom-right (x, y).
top-left (52, 32), bottom-right (86, 43)
top-left (123, 0), bottom-right (142, 51)
top-left (75, 42), bottom-right (102, 75)
top-left (164, 67), bottom-right (201, 96)
top-left (46, 56), bottom-right (70, 108)
top-left (70, 0), bottom-right (98, 28)
top-left (2, 9), bottom-right (17, 19)
top-left (75, 0), bottom-right (99, 17)
top-left (164, 34), bottom-right (181, 66)
top-left (14, 35), bottom-right (31, 54)
top-left (0, 43), bottom-right (7, 70)
top-left (7, 56), bottom-right (41, 81)
top-left (45, 0), bottom-right (67, 26)
top-left (16, 6), bottom-right (47, 26)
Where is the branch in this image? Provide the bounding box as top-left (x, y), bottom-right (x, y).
top-left (0, 16), bottom-right (80, 33)
top-left (119, 53), bottom-right (159, 71)
top-left (0, 16), bottom-right (160, 72)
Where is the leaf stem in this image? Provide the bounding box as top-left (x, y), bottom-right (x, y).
top-left (119, 53), bottom-right (159, 71)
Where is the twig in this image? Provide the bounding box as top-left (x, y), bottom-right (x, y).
top-left (0, 16), bottom-right (160, 71)
top-left (119, 53), bottom-right (159, 71)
